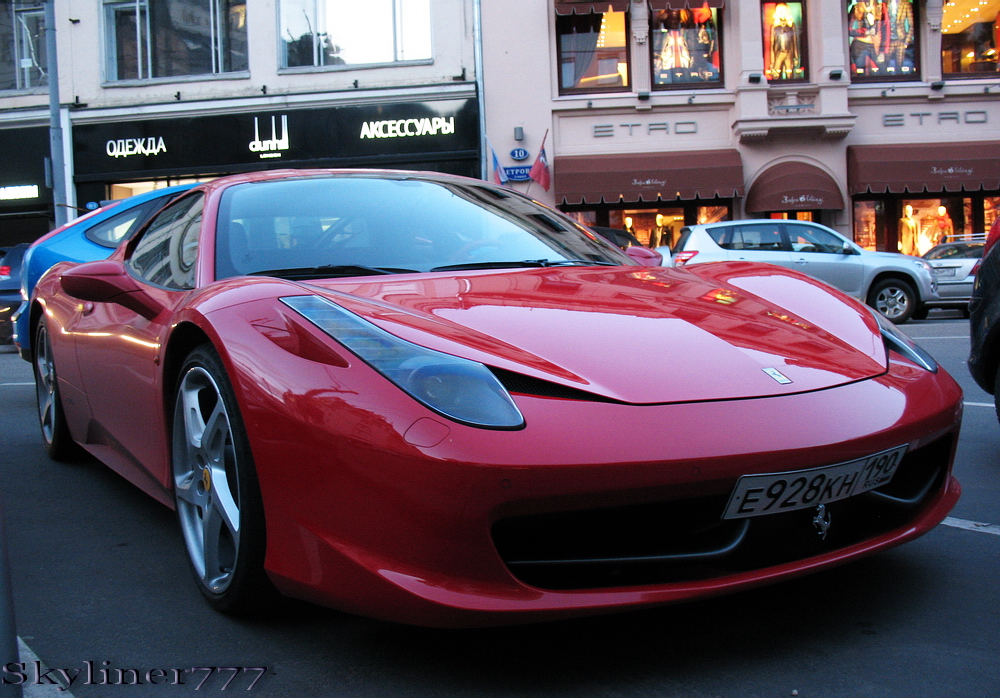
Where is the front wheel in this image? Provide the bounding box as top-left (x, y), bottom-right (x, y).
top-left (867, 279), bottom-right (917, 324)
top-left (172, 344), bottom-right (274, 614)
top-left (33, 320), bottom-right (81, 461)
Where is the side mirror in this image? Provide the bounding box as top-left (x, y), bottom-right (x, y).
top-left (626, 246), bottom-right (664, 266)
top-left (842, 241), bottom-right (858, 255)
top-left (60, 260), bottom-right (163, 320)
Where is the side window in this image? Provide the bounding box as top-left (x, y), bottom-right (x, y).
top-left (85, 199), bottom-right (160, 248)
top-left (556, 8), bottom-right (630, 94)
top-left (128, 193), bottom-right (204, 290)
top-left (787, 225), bottom-right (847, 253)
top-left (712, 224), bottom-right (785, 251)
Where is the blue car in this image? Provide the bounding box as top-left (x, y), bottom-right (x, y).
top-left (13, 184), bottom-right (195, 360)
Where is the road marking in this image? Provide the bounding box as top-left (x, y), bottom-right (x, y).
top-left (942, 517), bottom-right (1000, 536)
top-left (964, 402), bottom-right (994, 408)
top-left (0, 382), bottom-right (33, 387)
top-left (909, 336), bottom-right (970, 340)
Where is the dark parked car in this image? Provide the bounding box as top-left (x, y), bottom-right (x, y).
top-left (591, 226), bottom-right (643, 250)
top-left (969, 222), bottom-right (1000, 420)
top-left (0, 243), bottom-right (28, 344)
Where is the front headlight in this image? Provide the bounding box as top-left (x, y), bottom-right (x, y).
top-left (281, 295), bottom-right (525, 429)
top-left (911, 259), bottom-right (933, 274)
top-left (871, 308), bottom-right (938, 373)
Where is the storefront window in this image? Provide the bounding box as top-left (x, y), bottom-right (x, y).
top-left (557, 9), bottom-right (629, 94)
top-left (280, 0), bottom-right (431, 69)
top-left (847, 0), bottom-right (918, 80)
top-left (0, 1), bottom-right (46, 90)
top-left (651, 7), bottom-right (722, 88)
top-left (853, 200), bottom-right (882, 250)
top-left (763, 2), bottom-right (807, 82)
top-left (104, 0), bottom-right (248, 81)
top-left (942, 0), bottom-right (998, 76)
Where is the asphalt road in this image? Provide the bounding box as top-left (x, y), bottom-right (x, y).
top-left (0, 310), bottom-right (997, 698)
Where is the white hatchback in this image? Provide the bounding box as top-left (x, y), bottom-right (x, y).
top-left (662, 219), bottom-right (939, 324)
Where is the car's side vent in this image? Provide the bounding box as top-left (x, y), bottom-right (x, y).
top-left (490, 367), bottom-right (623, 403)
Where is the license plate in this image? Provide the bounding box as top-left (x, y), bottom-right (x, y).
top-left (933, 267), bottom-right (957, 277)
top-left (722, 445), bottom-right (907, 520)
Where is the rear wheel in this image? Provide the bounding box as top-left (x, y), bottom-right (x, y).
top-left (172, 344), bottom-right (274, 614)
top-left (33, 320), bottom-right (80, 461)
top-left (867, 278), bottom-right (917, 324)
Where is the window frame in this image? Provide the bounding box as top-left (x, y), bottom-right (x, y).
top-left (555, 7), bottom-right (631, 96)
top-left (102, 0), bottom-right (248, 83)
top-left (847, 0), bottom-right (921, 83)
top-left (762, 1), bottom-right (809, 84)
top-left (650, 6), bottom-right (723, 91)
top-left (941, 0), bottom-right (997, 79)
top-left (278, 0), bottom-right (433, 71)
top-left (0, 0), bottom-right (47, 91)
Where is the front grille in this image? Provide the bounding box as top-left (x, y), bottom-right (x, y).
top-left (492, 434), bottom-right (953, 590)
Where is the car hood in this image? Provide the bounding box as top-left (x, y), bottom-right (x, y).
top-left (303, 263), bottom-right (886, 404)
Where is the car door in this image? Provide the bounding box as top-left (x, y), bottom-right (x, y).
top-left (70, 193), bottom-right (205, 489)
top-left (784, 223), bottom-right (865, 296)
top-left (716, 222), bottom-right (793, 267)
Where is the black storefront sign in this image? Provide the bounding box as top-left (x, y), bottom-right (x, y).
top-left (73, 98), bottom-right (480, 181)
top-left (0, 126), bottom-right (53, 210)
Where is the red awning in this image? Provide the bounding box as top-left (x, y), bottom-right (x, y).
top-left (848, 142), bottom-right (1000, 194)
top-left (554, 1), bottom-right (630, 14)
top-left (745, 161), bottom-right (845, 212)
top-left (649, 0), bottom-right (726, 9)
top-left (554, 150), bottom-right (744, 205)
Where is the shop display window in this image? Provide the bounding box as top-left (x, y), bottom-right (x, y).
top-left (942, 0), bottom-right (998, 76)
top-left (762, 1), bottom-right (807, 82)
top-left (557, 9), bottom-right (629, 94)
top-left (280, 0), bottom-right (431, 69)
top-left (0, 1), bottom-right (46, 90)
top-left (103, 0), bottom-right (248, 81)
top-left (847, 0), bottom-right (919, 81)
top-left (651, 7), bottom-right (722, 88)
top-left (852, 200), bottom-right (883, 250)
top-left (610, 209), bottom-right (684, 248)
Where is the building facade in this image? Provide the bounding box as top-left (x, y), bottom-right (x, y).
top-left (481, 0), bottom-right (1000, 255)
top-left (0, 0), bottom-right (481, 248)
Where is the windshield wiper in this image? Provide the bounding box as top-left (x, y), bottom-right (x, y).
top-left (247, 264), bottom-right (419, 280)
top-left (429, 259), bottom-right (618, 272)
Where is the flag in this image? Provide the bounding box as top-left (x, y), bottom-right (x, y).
top-left (487, 138), bottom-right (509, 185)
top-left (529, 130), bottom-right (550, 192)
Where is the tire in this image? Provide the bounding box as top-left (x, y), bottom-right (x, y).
top-left (994, 366), bottom-right (1000, 427)
top-left (867, 278), bottom-right (917, 324)
top-left (33, 320), bottom-right (81, 461)
top-left (911, 305), bottom-right (929, 321)
top-left (172, 344), bottom-right (275, 614)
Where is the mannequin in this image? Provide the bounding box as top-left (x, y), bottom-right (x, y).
top-left (770, 4), bottom-right (800, 80)
top-left (934, 205), bottom-right (953, 245)
top-left (650, 214), bottom-right (669, 248)
top-left (898, 204), bottom-right (918, 255)
top-left (624, 216), bottom-right (636, 236)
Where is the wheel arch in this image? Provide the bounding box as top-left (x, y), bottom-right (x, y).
top-left (868, 271), bottom-right (921, 301)
top-left (161, 321), bottom-right (215, 422)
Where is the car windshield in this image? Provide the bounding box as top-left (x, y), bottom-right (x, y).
top-left (214, 176), bottom-right (629, 280)
top-left (924, 243), bottom-right (984, 260)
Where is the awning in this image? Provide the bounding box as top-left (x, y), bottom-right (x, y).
top-left (554, 150), bottom-right (744, 205)
top-left (848, 142), bottom-right (1000, 194)
top-left (745, 161), bottom-right (845, 212)
top-left (649, 0), bottom-right (726, 9)
top-left (554, 1), bottom-right (629, 14)
top-left (554, 0), bottom-right (724, 14)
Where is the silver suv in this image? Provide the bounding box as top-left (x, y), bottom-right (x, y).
top-left (663, 219), bottom-right (939, 323)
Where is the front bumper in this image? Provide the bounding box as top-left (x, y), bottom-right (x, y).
top-left (244, 353), bottom-right (963, 627)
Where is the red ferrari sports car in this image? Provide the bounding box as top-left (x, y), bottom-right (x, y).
top-left (29, 170), bottom-right (961, 627)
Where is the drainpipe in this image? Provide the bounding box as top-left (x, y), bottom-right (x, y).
top-left (473, 0), bottom-right (487, 180)
top-left (45, 0), bottom-right (68, 228)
